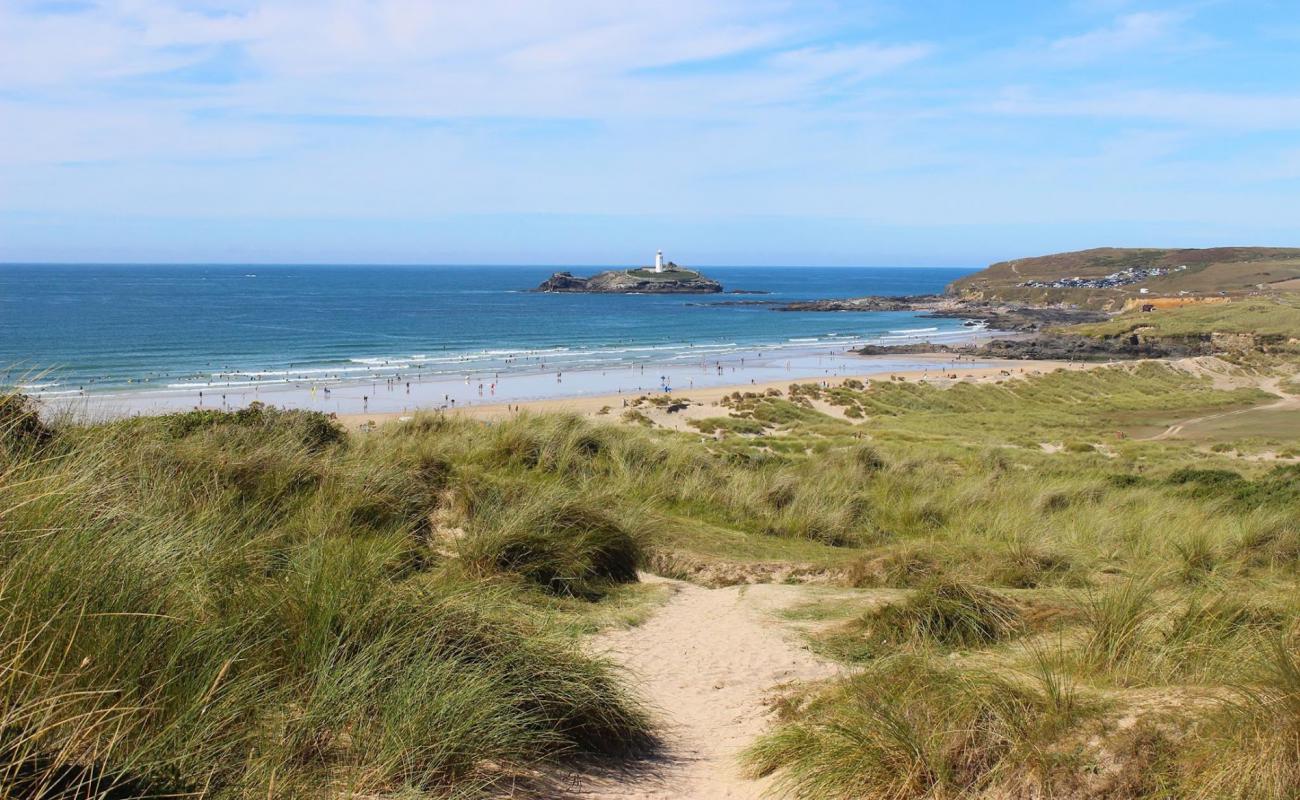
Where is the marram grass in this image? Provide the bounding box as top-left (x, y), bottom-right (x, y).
top-left (1, 352), bottom-right (1298, 798)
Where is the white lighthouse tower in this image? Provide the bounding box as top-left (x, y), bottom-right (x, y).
top-left (654, 249), bottom-right (664, 273)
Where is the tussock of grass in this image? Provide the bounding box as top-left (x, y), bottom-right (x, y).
top-left (687, 416), bottom-right (767, 436)
top-left (822, 579), bottom-right (1023, 661)
top-left (460, 493), bottom-right (644, 598)
top-left (1080, 579), bottom-right (1158, 674)
top-left (1175, 637), bottom-right (1300, 799)
top-left (745, 656), bottom-right (1094, 800)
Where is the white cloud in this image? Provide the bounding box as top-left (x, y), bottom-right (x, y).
top-left (1047, 10), bottom-right (1199, 62)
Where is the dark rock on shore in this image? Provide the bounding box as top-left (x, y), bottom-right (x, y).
top-left (926, 304), bottom-right (1107, 332)
top-left (536, 268), bottom-right (723, 294)
top-left (853, 333), bottom-right (1202, 361)
top-left (975, 335), bottom-right (1196, 360)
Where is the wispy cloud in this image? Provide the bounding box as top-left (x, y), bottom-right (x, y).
top-left (1048, 11), bottom-right (1192, 62)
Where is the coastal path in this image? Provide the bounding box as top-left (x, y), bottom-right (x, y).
top-left (568, 575), bottom-right (842, 799)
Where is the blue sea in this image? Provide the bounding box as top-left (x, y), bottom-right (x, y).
top-left (0, 265), bottom-right (977, 400)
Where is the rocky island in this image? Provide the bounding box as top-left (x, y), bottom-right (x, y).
top-left (536, 250), bottom-right (723, 294)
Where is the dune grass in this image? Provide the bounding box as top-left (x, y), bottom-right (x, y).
top-left (3, 354), bottom-right (1299, 797)
top-left (727, 358), bottom-right (1300, 799)
top-left (0, 403), bottom-right (658, 798)
top-left (745, 655), bottom-right (1096, 800)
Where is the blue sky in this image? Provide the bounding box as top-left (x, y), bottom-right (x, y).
top-left (2, 0), bottom-right (1298, 266)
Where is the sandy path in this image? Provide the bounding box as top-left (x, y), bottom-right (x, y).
top-left (569, 575), bottom-right (841, 800)
top-left (1143, 377), bottom-right (1297, 440)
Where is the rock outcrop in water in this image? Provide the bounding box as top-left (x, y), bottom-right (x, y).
top-left (774, 295), bottom-right (1105, 332)
top-left (537, 267), bottom-right (723, 294)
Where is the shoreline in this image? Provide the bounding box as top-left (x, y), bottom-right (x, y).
top-left (40, 335), bottom-right (1018, 422)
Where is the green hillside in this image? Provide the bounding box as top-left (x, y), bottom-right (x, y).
top-left (950, 247), bottom-right (1300, 308)
top-left (1068, 295), bottom-right (1300, 341)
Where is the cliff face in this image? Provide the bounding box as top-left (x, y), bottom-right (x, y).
top-left (537, 269), bottom-right (723, 294)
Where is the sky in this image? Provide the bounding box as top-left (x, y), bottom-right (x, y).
top-left (2, 0), bottom-right (1299, 266)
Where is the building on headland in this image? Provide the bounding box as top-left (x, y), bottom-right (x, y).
top-left (654, 250), bottom-right (664, 273)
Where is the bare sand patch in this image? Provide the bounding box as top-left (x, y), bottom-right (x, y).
top-left (568, 575), bottom-right (843, 799)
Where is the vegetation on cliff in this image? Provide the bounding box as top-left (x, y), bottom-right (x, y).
top-left (949, 246), bottom-right (1300, 308)
top-left (1068, 294), bottom-right (1300, 342)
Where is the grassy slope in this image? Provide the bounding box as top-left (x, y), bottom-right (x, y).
top-left (1067, 294), bottom-right (1300, 339)
top-left (3, 354), bottom-right (1300, 798)
top-left (948, 247), bottom-right (1300, 307)
top-left (719, 362), bottom-right (1300, 799)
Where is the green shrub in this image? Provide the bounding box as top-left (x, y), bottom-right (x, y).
top-left (0, 392), bottom-right (53, 449)
top-left (1166, 467), bottom-right (1244, 487)
top-left (160, 401), bottom-right (345, 450)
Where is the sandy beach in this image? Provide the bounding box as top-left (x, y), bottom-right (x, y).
top-left (334, 353), bottom-right (1090, 429)
top-left (37, 329), bottom-right (1098, 428)
top-left (39, 338), bottom-right (1003, 419)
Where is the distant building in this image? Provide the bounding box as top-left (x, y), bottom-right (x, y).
top-left (654, 250), bottom-right (664, 273)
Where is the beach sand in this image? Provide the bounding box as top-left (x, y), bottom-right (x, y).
top-left (42, 339), bottom-right (1043, 420)
top-left (336, 353), bottom-right (1091, 430)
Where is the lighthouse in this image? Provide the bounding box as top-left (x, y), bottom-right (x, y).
top-left (654, 249), bottom-right (664, 273)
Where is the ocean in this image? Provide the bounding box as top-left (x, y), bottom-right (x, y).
top-left (1, 264), bottom-right (982, 413)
